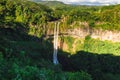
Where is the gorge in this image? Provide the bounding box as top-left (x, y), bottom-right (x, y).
top-left (0, 0), bottom-right (120, 80)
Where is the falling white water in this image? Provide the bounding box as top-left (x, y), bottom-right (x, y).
top-left (53, 22), bottom-right (60, 65)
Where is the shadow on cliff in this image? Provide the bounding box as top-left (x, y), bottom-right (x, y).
top-left (58, 50), bottom-right (120, 80)
top-left (0, 22), bottom-right (53, 61)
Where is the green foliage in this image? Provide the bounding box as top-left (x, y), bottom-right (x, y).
top-left (63, 36), bottom-right (75, 52)
top-left (1, 0), bottom-right (120, 80)
top-left (102, 73), bottom-right (120, 80)
top-left (1, 0), bottom-right (120, 35)
top-left (65, 71), bottom-right (92, 80)
top-left (10, 64), bottom-right (40, 80)
top-left (64, 50), bottom-right (120, 80)
top-left (89, 20), bottom-right (95, 27)
top-left (62, 35), bottom-right (120, 55)
top-left (0, 51), bottom-right (92, 80)
top-left (60, 36), bottom-right (120, 80)
top-left (83, 38), bottom-right (120, 55)
top-left (75, 39), bottom-right (84, 52)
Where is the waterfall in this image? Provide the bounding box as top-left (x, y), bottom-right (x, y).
top-left (53, 22), bottom-right (60, 65)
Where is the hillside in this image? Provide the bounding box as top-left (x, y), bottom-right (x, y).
top-left (38, 1), bottom-right (66, 7)
top-left (0, 0), bottom-right (120, 80)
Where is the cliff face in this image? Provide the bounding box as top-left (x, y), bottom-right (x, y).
top-left (67, 28), bottom-right (120, 42)
top-left (44, 22), bottom-right (120, 42)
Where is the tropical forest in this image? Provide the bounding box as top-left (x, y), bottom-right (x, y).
top-left (0, 0), bottom-right (120, 80)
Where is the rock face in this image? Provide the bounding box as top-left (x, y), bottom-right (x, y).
top-left (67, 28), bottom-right (120, 42)
top-left (45, 22), bottom-right (120, 42)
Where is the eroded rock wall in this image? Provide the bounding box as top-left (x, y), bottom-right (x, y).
top-left (67, 28), bottom-right (120, 42)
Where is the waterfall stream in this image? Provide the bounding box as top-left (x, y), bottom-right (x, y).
top-left (53, 22), bottom-right (60, 65)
